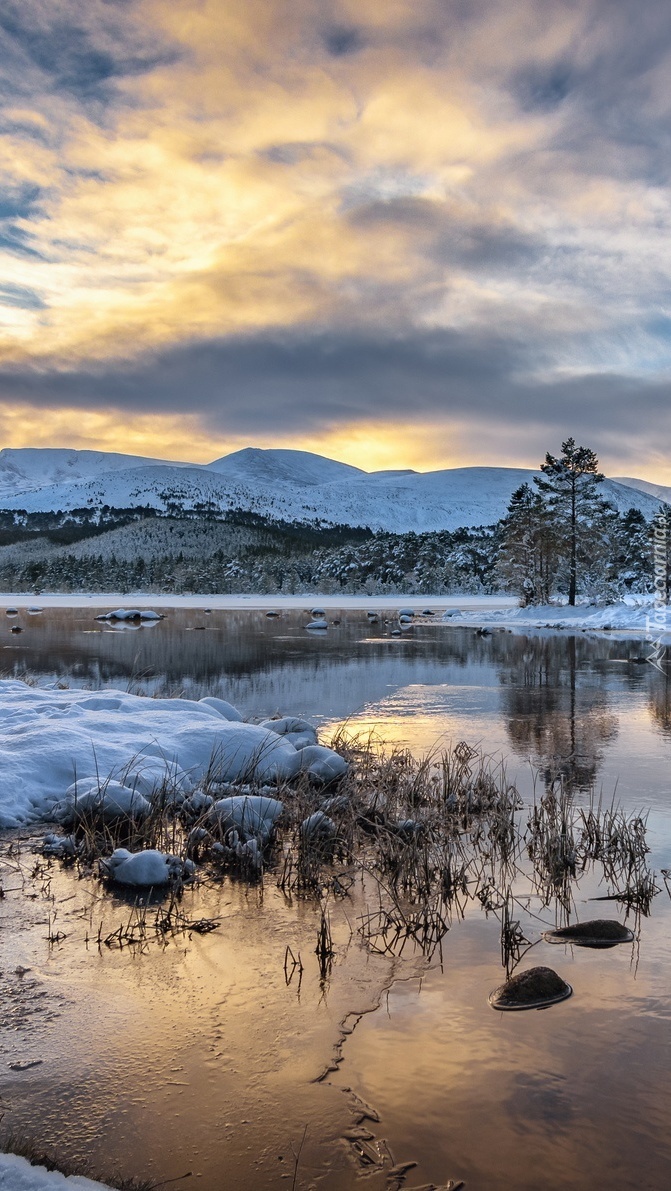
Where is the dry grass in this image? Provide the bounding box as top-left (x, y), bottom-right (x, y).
top-left (37, 729), bottom-right (661, 974)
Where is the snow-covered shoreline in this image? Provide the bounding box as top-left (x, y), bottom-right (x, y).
top-left (442, 597), bottom-right (669, 640)
top-left (0, 592), bottom-right (516, 611)
top-left (0, 683), bottom-right (348, 827)
top-left (0, 590), bottom-right (666, 638)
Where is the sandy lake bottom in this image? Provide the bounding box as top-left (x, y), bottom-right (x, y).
top-left (0, 606), bottom-right (670, 1190)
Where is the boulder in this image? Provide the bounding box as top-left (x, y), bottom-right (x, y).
top-left (489, 966), bottom-right (572, 1011)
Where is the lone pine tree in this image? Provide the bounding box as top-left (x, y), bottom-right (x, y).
top-left (533, 439), bottom-right (612, 606)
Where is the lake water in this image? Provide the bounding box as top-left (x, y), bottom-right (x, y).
top-left (0, 606), bottom-right (670, 1190)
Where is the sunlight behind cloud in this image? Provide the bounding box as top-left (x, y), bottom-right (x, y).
top-left (1, 0), bottom-right (671, 468)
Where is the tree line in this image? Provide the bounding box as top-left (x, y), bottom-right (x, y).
top-left (496, 438), bottom-right (670, 605)
top-left (0, 439), bottom-right (668, 599)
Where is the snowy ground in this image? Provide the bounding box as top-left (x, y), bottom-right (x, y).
top-left (0, 1154), bottom-right (110, 1189)
top-left (0, 592), bottom-right (516, 612)
top-left (442, 596), bottom-right (671, 640)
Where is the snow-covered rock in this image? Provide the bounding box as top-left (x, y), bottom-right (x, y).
top-left (233, 836), bottom-right (263, 873)
top-left (300, 810), bottom-right (337, 844)
top-left (259, 717), bottom-right (318, 750)
top-left (298, 745), bottom-right (349, 784)
top-left (208, 794), bottom-right (284, 844)
top-left (53, 781), bottom-right (152, 826)
top-left (198, 696), bottom-right (244, 721)
top-left (120, 758), bottom-right (189, 804)
top-left (100, 848), bottom-right (194, 886)
top-left (42, 833), bottom-right (79, 858)
top-left (305, 619), bottom-right (328, 630)
top-left (95, 608), bottom-right (162, 621)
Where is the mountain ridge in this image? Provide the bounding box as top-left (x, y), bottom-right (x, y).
top-left (0, 447), bottom-right (664, 533)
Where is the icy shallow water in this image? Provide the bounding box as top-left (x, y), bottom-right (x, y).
top-left (1, 606), bottom-right (670, 1189)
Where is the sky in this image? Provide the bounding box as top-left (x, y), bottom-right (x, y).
top-left (1, 0), bottom-right (671, 477)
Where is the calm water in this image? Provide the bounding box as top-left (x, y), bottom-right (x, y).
top-left (0, 606), bottom-right (670, 1189)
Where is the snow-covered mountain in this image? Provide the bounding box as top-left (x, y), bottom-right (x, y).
top-left (0, 447), bottom-right (663, 532)
top-left (206, 447), bottom-right (364, 486)
top-left (0, 447), bottom-right (194, 500)
top-left (613, 476), bottom-right (671, 505)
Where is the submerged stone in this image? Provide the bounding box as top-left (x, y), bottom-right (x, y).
top-left (489, 966), bottom-right (572, 1011)
top-left (543, 919), bottom-right (634, 948)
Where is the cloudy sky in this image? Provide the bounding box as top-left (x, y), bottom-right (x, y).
top-left (1, 0), bottom-right (670, 476)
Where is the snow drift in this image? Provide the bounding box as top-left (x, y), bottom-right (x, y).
top-left (0, 682), bottom-right (346, 828)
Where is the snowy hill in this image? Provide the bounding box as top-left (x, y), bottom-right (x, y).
top-left (613, 476), bottom-right (671, 505)
top-left (0, 447), bottom-right (195, 500)
top-left (0, 448), bottom-right (663, 532)
top-left (206, 447), bottom-right (364, 486)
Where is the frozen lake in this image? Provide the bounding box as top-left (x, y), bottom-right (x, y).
top-left (0, 606), bottom-right (670, 1190)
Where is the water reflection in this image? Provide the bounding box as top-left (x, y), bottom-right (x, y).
top-left (2, 606), bottom-right (671, 819)
top-left (2, 608), bottom-right (671, 1190)
top-left (495, 634), bottom-right (619, 791)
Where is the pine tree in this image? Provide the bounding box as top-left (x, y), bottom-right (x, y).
top-left (609, 508), bottom-right (653, 594)
top-left (533, 438), bottom-right (612, 605)
top-left (497, 484), bottom-right (556, 604)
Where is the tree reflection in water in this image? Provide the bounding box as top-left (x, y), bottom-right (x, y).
top-left (496, 633), bottom-right (618, 792)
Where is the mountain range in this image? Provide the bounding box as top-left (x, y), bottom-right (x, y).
top-left (0, 447), bottom-right (664, 534)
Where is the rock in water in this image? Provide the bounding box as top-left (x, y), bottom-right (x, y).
top-left (489, 966), bottom-right (572, 1011)
top-left (543, 919), bottom-right (634, 948)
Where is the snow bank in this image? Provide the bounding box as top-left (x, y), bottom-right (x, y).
top-left (441, 599), bottom-right (669, 638)
top-left (0, 1153), bottom-right (111, 1189)
top-left (0, 683), bottom-right (346, 828)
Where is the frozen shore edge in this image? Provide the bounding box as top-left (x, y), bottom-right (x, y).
top-left (0, 592), bottom-right (665, 639)
top-left (0, 592), bottom-right (514, 611)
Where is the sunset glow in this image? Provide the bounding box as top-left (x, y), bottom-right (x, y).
top-left (1, 1), bottom-right (671, 474)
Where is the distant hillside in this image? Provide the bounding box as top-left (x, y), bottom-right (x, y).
top-left (613, 475), bottom-right (671, 504)
top-left (0, 446), bottom-right (194, 500)
top-left (0, 447), bottom-right (663, 532)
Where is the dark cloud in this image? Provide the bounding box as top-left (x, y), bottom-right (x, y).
top-left (503, 0), bottom-right (671, 183)
top-left (512, 62), bottom-right (574, 112)
top-left (260, 141), bottom-right (350, 166)
top-left (0, 226), bottom-right (43, 258)
top-left (0, 183), bottom-right (42, 221)
top-left (322, 26), bottom-right (366, 57)
top-left (346, 196), bottom-right (541, 270)
top-left (0, 0), bottom-right (178, 104)
top-left (0, 327), bottom-right (669, 456)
